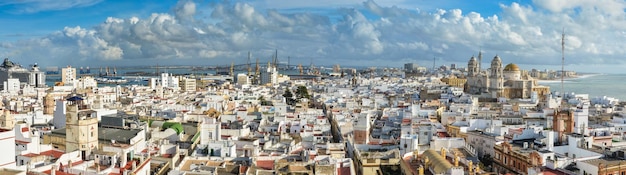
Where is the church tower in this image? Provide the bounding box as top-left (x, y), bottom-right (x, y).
top-left (467, 56), bottom-right (478, 76)
top-left (65, 96), bottom-right (98, 160)
top-left (478, 51), bottom-right (483, 71)
top-left (43, 93), bottom-right (55, 115)
top-left (490, 55), bottom-right (504, 97)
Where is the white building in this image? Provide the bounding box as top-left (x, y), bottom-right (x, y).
top-left (75, 76), bottom-right (97, 90)
top-left (200, 117), bottom-right (221, 144)
top-left (179, 77), bottom-right (196, 92)
top-left (236, 73), bottom-right (250, 85)
top-left (61, 65), bottom-right (76, 85)
top-left (3, 78), bottom-right (19, 94)
top-left (0, 128), bottom-right (15, 169)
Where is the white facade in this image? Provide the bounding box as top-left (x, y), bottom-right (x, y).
top-left (179, 77), bottom-right (196, 92)
top-left (61, 66), bottom-right (76, 85)
top-left (0, 129), bottom-right (15, 169)
top-left (76, 76), bottom-right (97, 90)
top-left (237, 73), bottom-right (249, 85)
top-left (52, 100), bottom-right (67, 129)
top-left (3, 78), bottom-right (19, 94)
top-left (161, 73), bottom-right (170, 87)
top-left (205, 140), bottom-right (237, 158)
top-left (200, 117), bottom-right (221, 144)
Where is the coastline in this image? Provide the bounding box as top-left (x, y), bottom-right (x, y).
top-left (536, 73), bottom-right (602, 84)
top-left (537, 73), bottom-right (626, 100)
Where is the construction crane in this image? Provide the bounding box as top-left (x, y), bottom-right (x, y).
top-left (230, 62), bottom-right (234, 76)
top-left (247, 51), bottom-right (251, 75)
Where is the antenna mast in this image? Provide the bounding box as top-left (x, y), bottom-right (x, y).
top-left (432, 57), bottom-right (436, 73)
top-left (247, 51), bottom-right (251, 75)
top-left (561, 28), bottom-right (565, 97)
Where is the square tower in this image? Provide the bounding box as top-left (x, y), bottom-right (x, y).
top-left (65, 96), bottom-right (98, 159)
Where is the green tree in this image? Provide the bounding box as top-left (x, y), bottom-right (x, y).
top-left (283, 88), bottom-right (295, 105)
top-left (295, 86), bottom-right (310, 99)
top-left (258, 96), bottom-right (272, 106)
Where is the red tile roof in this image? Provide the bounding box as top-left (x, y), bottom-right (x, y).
top-left (16, 140), bottom-right (30, 144)
top-left (337, 167), bottom-right (351, 175)
top-left (40, 149), bottom-right (65, 159)
top-left (43, 170), bottom-right (75, 175)
top-left (22, 153), bottom-right (39, 158)
top-left (542, 169), bottom-right (569, 175)
top-left (256, 160), bottom-right (274, 170)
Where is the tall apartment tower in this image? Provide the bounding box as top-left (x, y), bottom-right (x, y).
top-left (354, 113), bottom-right (371, 144)
top-left (61, 65), bottom-right (77, 85)
top-left (65, 96), bottom-right (98, 159)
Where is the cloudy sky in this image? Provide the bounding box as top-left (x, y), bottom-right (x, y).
top-left (0, 0), bottom-right (625, 73)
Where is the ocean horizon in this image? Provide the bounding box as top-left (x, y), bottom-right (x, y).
top-left (539, 73), bottom-right (626, 101)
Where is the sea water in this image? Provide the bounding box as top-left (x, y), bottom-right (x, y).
top-left (539, 74), bottom-right (626, 101)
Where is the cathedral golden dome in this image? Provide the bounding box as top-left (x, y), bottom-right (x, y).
top-left (504, 63), bottom-right (520, 71)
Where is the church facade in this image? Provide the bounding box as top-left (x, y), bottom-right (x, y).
top-left (465, 53), bottom-right (550, 100)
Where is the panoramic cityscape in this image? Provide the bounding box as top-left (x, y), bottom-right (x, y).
top-left (1, 0), bottom-right (626, 175)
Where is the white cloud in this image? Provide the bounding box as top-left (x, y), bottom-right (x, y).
top-left (2, 0), bottom-right (626, 68)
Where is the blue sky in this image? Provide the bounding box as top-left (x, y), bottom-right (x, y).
top-left (0, 0), bottom-right (176, 41)
top-left (1, 0), bottom-right (625, 73)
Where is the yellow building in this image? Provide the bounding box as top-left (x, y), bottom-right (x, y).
top-left (179, 77), bottom-right (197, 92)
top-left (0, 104), bottom-right (13, 130)
top-left (64, 96), bottom-right (99, 158)
top-left (446, 124), bottom-right (467, 140)
top-left (466, 54), bottom-right (550, 99)
top-left (441, 76), bottom-right (467, 88)
top-left (43, 93), bottom-right (55, 115)
top-left (493, 142), bottom-right (543, 174)
top-left (61, 65), bottom-right (77, 84)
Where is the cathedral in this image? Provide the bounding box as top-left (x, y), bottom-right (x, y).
top-left (465, 52), bottom-right (550, 100)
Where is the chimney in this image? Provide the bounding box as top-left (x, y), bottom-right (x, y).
top-left (96, 163), bottom-right (100, 174)
top-left (132, 161), bottom-right (137, 171)
top-left (547, 131), bottom-right (555, 151)
top-left (418, 165), bottom-right (424, 175)
top-left (50, 165), bottom-right (57, 175)
top-left (454, 155), bottom-right (459, 166)
top-left (468, 161), bottom-right (474, 174)
top-left (441, 147), bottom-right (446, 158)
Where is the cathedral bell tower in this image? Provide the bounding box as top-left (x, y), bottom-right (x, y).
top-left (490, 55), bottom-right (504, 97)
